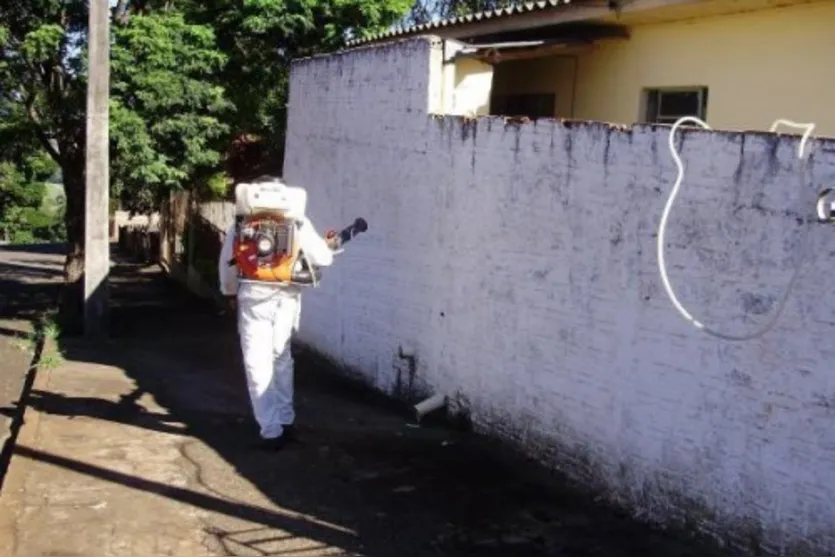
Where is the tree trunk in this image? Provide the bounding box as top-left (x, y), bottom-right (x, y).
top-left (58, 167), bottom-right (86, 335)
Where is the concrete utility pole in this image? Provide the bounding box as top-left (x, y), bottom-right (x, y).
top-left (83, 0), bottom-right (111, 339)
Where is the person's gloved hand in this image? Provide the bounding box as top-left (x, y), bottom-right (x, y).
top-left (325, 229), bottom-right (338, 249)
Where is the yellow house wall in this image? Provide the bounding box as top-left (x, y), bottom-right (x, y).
top-left (494, 0), bottom-right (835, 136)
top-left (452, 58), bottom-right (494, 116)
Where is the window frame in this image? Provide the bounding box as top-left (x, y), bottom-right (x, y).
top-left (642, 86), bottom-right (709, 125)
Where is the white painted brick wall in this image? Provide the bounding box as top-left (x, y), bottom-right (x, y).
top-left (284, 37), bottom-right (835, 554)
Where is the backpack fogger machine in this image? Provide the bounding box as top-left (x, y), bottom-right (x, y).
top-left (227, 179), bottom-right (368, 286)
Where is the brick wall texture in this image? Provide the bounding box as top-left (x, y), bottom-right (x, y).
top-left (283, 37), bottom-right (835, 554)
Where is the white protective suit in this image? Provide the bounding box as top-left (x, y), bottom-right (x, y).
top-left (219, 212), bottom-right (334, 441)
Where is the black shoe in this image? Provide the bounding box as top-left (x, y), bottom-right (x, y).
top-left (282, 425), bottom-right (307, 445)
top-left (255, 435), bottom-right (287, 451)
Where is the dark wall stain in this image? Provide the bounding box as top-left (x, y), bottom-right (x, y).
top-left (533, 268), bottom-right (551, 281)
top-left (728, 368), bottom-right (753, 388)
top-left (394, 345), bottom-right (418, 402)
top-left (739, 292), bottom-right (775, 316)
top-left (460, 117), bottom-right (477, 142)
top-left (501, 118), bottom-right (527, 164)
top-left (460, 118), bottom-right (478, 173)
top-left (812, 393), bottom-right (835, 410)
top-left (765, 134), bottom-right (781, 176)
top-left (564, 126), bottom-right (574, 165)
top-left (732, 134), bottom-right (747, 185)
top-left (731, 202), bottom-right (808, 226)
top-left (610, 221), bottom-right (623, 247)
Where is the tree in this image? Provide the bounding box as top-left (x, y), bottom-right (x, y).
top-left (405, 0), bottom-right (516, 27)
top-left (0, 97), bottom-right (59, 243)
top-left (0, 1), bottom-right (231, 331)
top-left (110, 10), bottom-right (232, 213)
top-left (0, 162), bottom-right (46, 243)
top-left (182, 0), bottom-right (412, 178)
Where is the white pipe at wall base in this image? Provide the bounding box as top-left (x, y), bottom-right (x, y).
top-left (398, 344), bottom-right (416, 359)
top-left (413, 393), bottom-right (447, 422)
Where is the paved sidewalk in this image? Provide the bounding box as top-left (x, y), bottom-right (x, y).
top-left (0, 318), bottom-right (36, 486)
top-left (0, 244), bottom-right (65, 489)
top-left (0, 251), bottom-right (731, 557)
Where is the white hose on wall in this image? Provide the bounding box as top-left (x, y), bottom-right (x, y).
top-left (657, 117), bottom-right (816, 342)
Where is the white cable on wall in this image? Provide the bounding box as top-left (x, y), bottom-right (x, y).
top-left (657, 117), bottom-right (816, 341)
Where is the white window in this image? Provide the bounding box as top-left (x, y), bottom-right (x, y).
top-left (643, 87), bottom-right (708, 124)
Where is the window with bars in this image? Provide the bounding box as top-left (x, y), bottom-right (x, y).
top-left (643, 87), bottom-right (708, 124)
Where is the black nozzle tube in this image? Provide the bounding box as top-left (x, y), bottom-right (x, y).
top-left (332, 217), bottom-right (368, 249)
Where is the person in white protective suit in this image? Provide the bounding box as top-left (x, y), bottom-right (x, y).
top-left (218, 178), bottom-right (335, 450)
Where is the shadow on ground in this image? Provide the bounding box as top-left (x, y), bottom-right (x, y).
top-left (2, 245), bottom-right (736, 557)
top-left (0, 243), bottom-right (66, 491)
top-left (0, 243), bottom-right (64, 320)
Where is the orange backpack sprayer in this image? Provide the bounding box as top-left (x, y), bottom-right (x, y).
top-left (227, 179), bottom-right (367, 287)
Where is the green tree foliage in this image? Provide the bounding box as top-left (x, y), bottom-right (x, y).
top-left (0, 97), bottom-right (61, 243)
top-left (110, 10), bottom-right (232, 214)
top-left (0, 165), bottom-right (64, 244)
top-left (183, 0), bottom-right (412, 176)
top-left (405, 0), bottom-right (516, 27)
top-left (0, 162), bottom-right (46, 243)
top-left (0, 1), bottom-right (232, 329)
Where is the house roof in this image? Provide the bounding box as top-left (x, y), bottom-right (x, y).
top-left (345, 0), bottom-right (575, 47)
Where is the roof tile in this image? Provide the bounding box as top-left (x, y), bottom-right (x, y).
top-left (345, 0), bottom-right (572, 47)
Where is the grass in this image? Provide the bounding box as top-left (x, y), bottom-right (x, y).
top-left (13, 312), bottom-right (65, 370)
